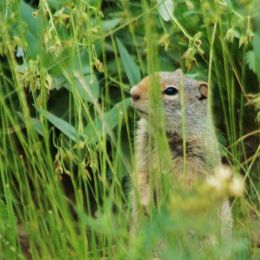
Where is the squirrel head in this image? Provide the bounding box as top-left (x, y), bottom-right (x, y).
top-left (130, 69), bottom-right (209, 138)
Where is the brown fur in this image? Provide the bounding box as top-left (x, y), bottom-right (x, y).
top-left (130, 69), bottom-right (232, 239)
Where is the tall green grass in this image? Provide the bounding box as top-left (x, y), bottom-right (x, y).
top-left (0, 0), bottom-right (259, 259)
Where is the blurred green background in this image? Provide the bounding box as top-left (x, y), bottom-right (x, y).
top-left (0, 0), bottom-right (259, 259)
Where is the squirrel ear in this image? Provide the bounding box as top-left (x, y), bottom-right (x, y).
top-left (174, 69), bottom-right (183, 77)
top-left (198, 82), bottom-right (208, 100)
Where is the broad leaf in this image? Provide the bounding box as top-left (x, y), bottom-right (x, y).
top-left (116, 38), bottom-right (141, 86)
top-left (101, 18), bottom-right (121, 31)
top-left (252, 35), bottom-right (260, 81)
top-left (20, 1), bottom-right (44, 58)
top-left (41, 110), bottom-right (78, 141)
top-left (73, 73), bottom-right (100, 103)
top-left (47, 0), bottom-right (70, 9)
top-left (246, 51), bottom-right (255, 74)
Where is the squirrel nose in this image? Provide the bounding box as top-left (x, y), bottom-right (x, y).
top-left (130, 86), bottom-right (140, 101)
top-left (131, 93), bottom-right (140, 101)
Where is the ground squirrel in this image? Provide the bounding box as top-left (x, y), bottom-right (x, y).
top-left (130, 69), bottom-right (232, 238)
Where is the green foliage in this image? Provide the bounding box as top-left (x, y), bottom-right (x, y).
top-left (116, 37), bottom-right (141, 86)
top-left (246, 35), bottom-right (260, 81)
top-left (0, 0), bottom-right (259, 259)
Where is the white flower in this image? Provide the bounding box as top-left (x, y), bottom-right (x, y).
top-left (214, 165), bottom-right (233, 182)
top-left (206, 175), bottom-right (223, 192)
top-left (229, 176), bottom-right (245, 197)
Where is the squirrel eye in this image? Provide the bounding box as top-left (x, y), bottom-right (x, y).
top-left (163, 87), bottom-right (178, 96)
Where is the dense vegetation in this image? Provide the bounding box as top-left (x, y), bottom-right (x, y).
top-left (0, 0), bottom-right (259, 259)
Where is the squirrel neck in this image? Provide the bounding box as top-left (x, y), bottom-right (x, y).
top-left (138, 118), bottom-right (220, 167)
top-left (166, 131), bottom-right (206, 161)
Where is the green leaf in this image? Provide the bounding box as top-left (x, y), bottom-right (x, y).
top-left (156, 0), bottom-right (174, 22)
top-left (49, 49), bottom-right (90, 76)
top-left (54, 71), bottom-right (99, 104)
top-left (246, 51), bottom-right (255, 74)
top-left (49, 50), bottom-right (99, 103)
top-left (17, 113), bottom-right (44, 136)
top-left (41, 110), bottom-right (78, 141)
top-left (73, 73), bottom-right (100, 103)
top-left (116, 38), bottom-right (141, 86)
top-left (83, 98), bottom-right (131, 145)
top-left (20, 1), bottom-right (44, 58)
top-left (101, 18), bottom-right (121, 31)
top-left (246, 35), bottom-right (260, 81)
top-left (30, 118), bottom-right (45, 136)
top-left (252, 34), bottom-right (260, 81)
top-left (47, 0), bottom-right (70, 9)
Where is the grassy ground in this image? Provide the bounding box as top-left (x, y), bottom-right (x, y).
top-left (0, 0), bottom-right (259, 259)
